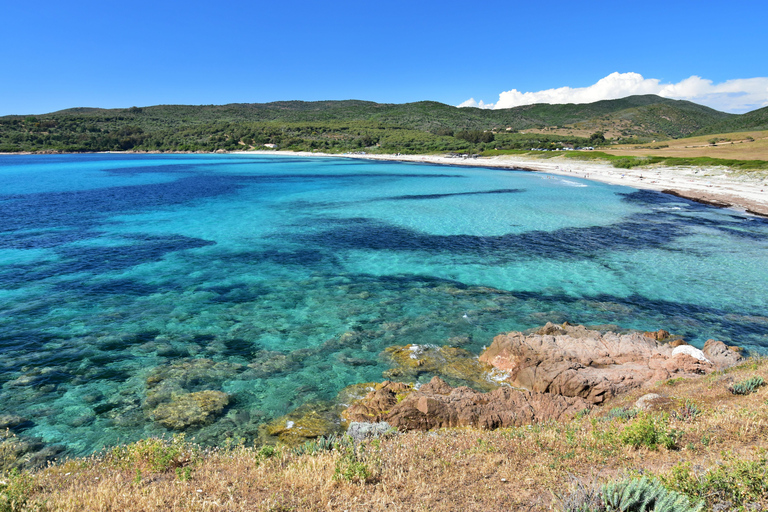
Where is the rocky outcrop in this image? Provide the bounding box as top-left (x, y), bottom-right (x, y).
top-left (343, 376), bottom-right (592, 431)
top-left (478, 323), bottom-right (744, 404)
top-left (260, 401), bottom-right (343, 446)
top-left (382, 344), bottom-right (502, 392)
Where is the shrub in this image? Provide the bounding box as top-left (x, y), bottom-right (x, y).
top-left (728, 376), bottom-right (765, 395)
top-left (0, 469), bottom-right (34, 512)
top-left (662, 457), bottom-right (768, 510)
top-left (620, 415), bottom-right (682, 450)
top-left (107, 434), bottom-right (196, 473)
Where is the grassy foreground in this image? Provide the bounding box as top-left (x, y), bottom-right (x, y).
top-left (2, 359), bottom-right (767, 511)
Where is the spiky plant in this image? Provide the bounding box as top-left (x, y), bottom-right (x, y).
top-left (728, 376), bottom-right (765, 395)
top-left (601, 477), bottom-right (704, 512)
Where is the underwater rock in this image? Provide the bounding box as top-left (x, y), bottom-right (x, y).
top-left (260, 402), bottom-right (343, 446)
top-left (150, 390), bottom-right (230, 430)
top-left (0, 431), bottom-right (64, 472)
top-left (336, 382), bottom-right (385, 407)
top-left (381, 344), bottom-right (504, 392)
top-left (144, 358), bottom-right (242, 409)
top-left (479, 322), bottom-right (743, 404)
top-left (0, 415), bottom-right (29, 431)
top-left (343, 377), bottom-right (591, 431)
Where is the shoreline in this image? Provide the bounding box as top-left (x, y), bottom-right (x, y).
top-left (236, 150), bottom-right (768, 217)
top-left (327, 152), bottom-right (768, 218)
top-left (5, 149), bottom-right (768, 216)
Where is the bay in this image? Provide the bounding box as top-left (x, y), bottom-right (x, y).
top-left (1, 153), bottom-right (767, 457)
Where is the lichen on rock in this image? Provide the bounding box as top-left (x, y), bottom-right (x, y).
top-left (381, 343), bottom-right (505, 391)
top-left (259, 401), bottom-right (343, 446)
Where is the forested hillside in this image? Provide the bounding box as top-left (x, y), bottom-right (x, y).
top-left (0, 95), bottom-right (759, 154)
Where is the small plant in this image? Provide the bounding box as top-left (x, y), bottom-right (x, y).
top-left (672, 401), bottom-right (701, 422)
top-left (292, 434), bottom-right (349, 457)
top-left (559, 477), bottom-right (703, 511)
top-left (332, 435), bottom-right (375, 484)
top-left (107, 433), bottom-right (197, 474)
top-left (0, 469), bottom-right (34, 512)
top-left (175, 466), bottom-right (192, 482)
top-left (620, 414), bottom-right (682, 450)
top-left (662, 457), bottom-right (768, 511)
top-left (601, 477), bottom-right (703, 512)
top-left (728, 376), bottom-right (765, 395)
top-left (258, 444), bottom-right (276, 459)
top-left (604, 407), bottom-right (638, 422)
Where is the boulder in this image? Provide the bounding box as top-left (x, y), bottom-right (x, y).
top-left (702, 339), bottom-right (744, 369)
top-left (478, 323), bottom-right (740, 404)
top-left (343, 376), bottom-right (592, 431)
top-left (346, 422), bottom-right (396, 443)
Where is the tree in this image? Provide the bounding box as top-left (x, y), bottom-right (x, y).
top-left (589, 131), bottom-right (606, 145)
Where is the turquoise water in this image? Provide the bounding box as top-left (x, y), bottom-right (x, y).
top-left (1, 153), bottom-right (767, 458)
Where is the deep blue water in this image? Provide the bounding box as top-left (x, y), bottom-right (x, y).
top-left (1, 153), bottom-right (767, 457)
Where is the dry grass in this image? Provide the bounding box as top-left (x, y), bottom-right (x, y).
top-left (604, 130), bottom-right (768, 160)
top-left (3, 359), bottom-right (767, 511)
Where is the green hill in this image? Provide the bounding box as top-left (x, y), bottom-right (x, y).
top-left (695, 105), bottom-right (768, 135)
top-left (0, 95), bottom-right (756, 154)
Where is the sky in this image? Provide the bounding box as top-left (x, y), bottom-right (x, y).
top-left (1, 0), bottom-right (767, 116)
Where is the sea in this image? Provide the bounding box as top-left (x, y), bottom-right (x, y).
top-left (1, 153), bottom-right (767, 458)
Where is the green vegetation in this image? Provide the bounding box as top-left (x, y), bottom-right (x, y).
top-left (2, 94), bottom-right (762, 155)
top-left (0, 469), bottom-right (33, 512)
top-left (728, 376), bottom-right (765, 395)
top-left (662, 456), bottom-right (768, 511)
top-left (619, 414), bottom-right (682, 450)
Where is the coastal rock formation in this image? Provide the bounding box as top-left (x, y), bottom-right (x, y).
top-left (702, 339), bottom-right (744, 369)
top-left (261, 402), bottom-right (343, 446)
top-left (478, 323), bottom-right (744, 404)
top-left (343, 377), bottom-right (591, 431)
top-left (381, 344), bottom-right (504, 392)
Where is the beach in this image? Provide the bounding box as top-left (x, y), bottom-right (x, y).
top-left (350, 153), bottom-right (768, 217)
top-left (243, 150), bottom-right (768, 217)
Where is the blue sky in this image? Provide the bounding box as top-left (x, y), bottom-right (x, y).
top-left (2, 0), bottom-right (767, 116)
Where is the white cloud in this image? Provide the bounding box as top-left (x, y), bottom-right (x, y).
top-left (456, 97), bottom-right (494, 109)
top-left (459, 72), bottom-right (768, 113)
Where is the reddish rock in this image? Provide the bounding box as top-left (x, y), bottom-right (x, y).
top-left (643, 329), bottom-right (671, 341)
top-left (478, 323), bottom-right (741, 404)
top-left (702, 339), bottom-right (744, 369)
top-left (343, 377), bottom-right (592, 431)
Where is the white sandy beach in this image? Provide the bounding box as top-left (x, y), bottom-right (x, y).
top-left (243, 150), bottom-right (768, 217)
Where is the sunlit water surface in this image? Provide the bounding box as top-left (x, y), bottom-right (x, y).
top-left (1, 153), bottom-right (767, 457)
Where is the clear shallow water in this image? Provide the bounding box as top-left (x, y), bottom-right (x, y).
top-left (1, 153), bottom-right (768, 457)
